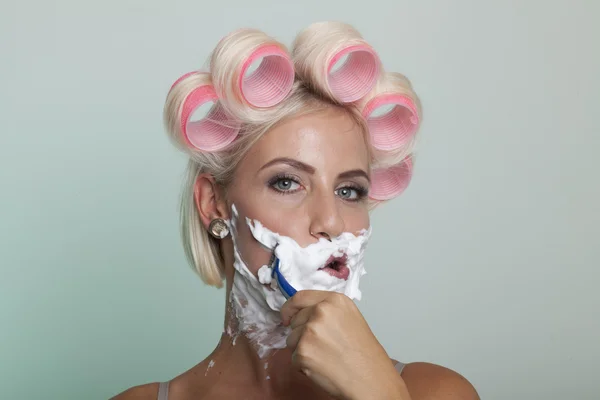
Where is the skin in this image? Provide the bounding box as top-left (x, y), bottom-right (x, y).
top-left (112, 108), bottom-right (480, 400)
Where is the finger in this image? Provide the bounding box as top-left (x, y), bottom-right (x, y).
top-left (291, 350), bottom-right (311, 377)
top-left (290, 306), bottom-right (314, 330)
top-left (286, 324), bottom-right (306, 349)
top-left (281, 290), bottom-right (330, 326)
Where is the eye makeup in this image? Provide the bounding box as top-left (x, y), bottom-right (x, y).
top-left (266, 173), bottom-right (304, 195)
top-left (335, 183), bottom-right (368, 202)
top-left (266, 172), bottom-right (368, 202)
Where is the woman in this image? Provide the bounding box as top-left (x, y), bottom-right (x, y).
top-left (114, 22), bottom-right (479, 400)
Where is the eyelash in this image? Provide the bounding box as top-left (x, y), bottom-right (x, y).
top-left (338, 184), bottom-right (369, 201)
top-left (267, 173), bottom-right (369, 202)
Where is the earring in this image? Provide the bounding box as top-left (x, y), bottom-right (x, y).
top-left (209, 218), bottom-right (230, 239)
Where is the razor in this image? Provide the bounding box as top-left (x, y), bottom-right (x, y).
top-left (269, 251), bottom-right (297, 299)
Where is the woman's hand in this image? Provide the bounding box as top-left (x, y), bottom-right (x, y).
top-left (281, 290), bottom-right (412, 400)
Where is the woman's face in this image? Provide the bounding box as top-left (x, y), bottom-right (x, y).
top-left (227, 107), bottom-right (371, 277)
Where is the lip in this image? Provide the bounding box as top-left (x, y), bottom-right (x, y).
top-left (319, 254), bottom-right (350, 281)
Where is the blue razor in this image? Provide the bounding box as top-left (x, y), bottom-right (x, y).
top-left (270, 253), bottom-right (297, 299)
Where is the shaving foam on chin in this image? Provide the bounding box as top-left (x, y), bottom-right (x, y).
top-left (227, 204), bottom-right (371, 358)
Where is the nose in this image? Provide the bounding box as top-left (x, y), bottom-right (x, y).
top-left (308, 192), bottom-right (345, 242)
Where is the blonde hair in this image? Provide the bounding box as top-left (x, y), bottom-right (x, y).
top-left (163, 22), bottom-right (421, 287)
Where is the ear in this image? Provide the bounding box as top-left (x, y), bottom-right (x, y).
top-left (193, 173), bottom-right (229, 230)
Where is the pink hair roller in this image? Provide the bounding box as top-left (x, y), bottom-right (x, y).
top-left (211, 29), bottom-right (295, 119)
top-left (369, 157), bottom-right (413, 201)
top-left (357, 72), bottom-right (422, 152)
top-left (178, 75), bottom-right (240, 152)
top-left (362, 94), bottom-right (419, 151)
top-left (327, 44), bottom-right (380, 103)
top-left (238, 44), bottom-right (295, 108)
top-left (292, 22), bottom-right (381, 104)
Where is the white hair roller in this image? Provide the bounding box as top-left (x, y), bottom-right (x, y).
top-left (292, 21), bottom-right (381, 103)
top-left (357, 72), bottom-right (422, 152)
top-left (369, 156), bottom-right (413, 201)
top-left (164, 71), bottom-right (240, 152)
top-left (210, 28), bottom-right (295, 120)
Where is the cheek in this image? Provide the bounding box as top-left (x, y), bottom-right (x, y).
top-left (231, 206), bottom-right (312, 275)
top-left (231, 188), bottom-right (313, 248)
top-left (345, 207), bottom-right (371, 233)
top-left (257, 206), bottom-right (313, 246)
top-left (229, 196), bottom-right (291, 277)
top-left (234, 219), bottom-right (272, 276)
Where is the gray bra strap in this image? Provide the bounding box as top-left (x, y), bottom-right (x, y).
top-left (394, 361), bottom-right (406, 375)
top-left (157, 381), bottom-right (169, 400)
top-left (157, 363), bottom-right (404, 399)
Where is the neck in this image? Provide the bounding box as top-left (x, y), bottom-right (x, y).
top-left (197, 285), bottom-right (300, 397)
top-left (228, 268), bottom-right (290, 354)
top-left (198, 238), bottom-right (326, 397)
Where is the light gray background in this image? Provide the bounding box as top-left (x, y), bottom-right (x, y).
top-left (1, 1), bottom-right (598, 399)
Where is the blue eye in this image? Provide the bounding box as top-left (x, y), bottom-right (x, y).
top-left (270, 177), bottom-right (301, 193)
top-left (336, 187), bottom-right (358, 200)
top-left (335, 185), bottom-right (368, 201)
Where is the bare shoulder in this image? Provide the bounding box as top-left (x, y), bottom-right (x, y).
top-left (398, 361), bottom-right (480, 400)
top-left (110, 383), bottom-right (160, 400)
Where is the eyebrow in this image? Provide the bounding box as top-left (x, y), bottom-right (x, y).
top-left (338, 169), bottom-right (371, 183)
top-left (259, 157), bottom-right (370, 183)
top-left (260, 157), bottom-right (316, 174)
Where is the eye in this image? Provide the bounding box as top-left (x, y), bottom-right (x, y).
top-left (336, 187), bottom-right (359, 200)
top-left (270, 177), bottom-right (301, 193)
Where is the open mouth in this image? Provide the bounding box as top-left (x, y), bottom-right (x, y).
top-left (319, 254), bottom-right (350, 281)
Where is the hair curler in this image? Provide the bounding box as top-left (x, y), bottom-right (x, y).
top-left (210, 29), bottom-right (295, 119)
top-left (292, 22), bottom-right (381, 103)
top-left (369, 156), bottom-right (413, 200)
top-left (358, 72), bottom-right (421, 152)
top-left (167, 71), bottom-right (240, 152)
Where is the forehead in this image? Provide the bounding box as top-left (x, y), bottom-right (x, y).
top-left (241, 108), bottom-right (370, 172)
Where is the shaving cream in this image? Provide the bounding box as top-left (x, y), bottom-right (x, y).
top-left (227, 205), bottom-right (371, 358)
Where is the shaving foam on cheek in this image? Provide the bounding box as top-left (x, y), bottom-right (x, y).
top-left (248, 219), bottom-right (371, 300)
top-left (226, 204), bottom-right (371, 358)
